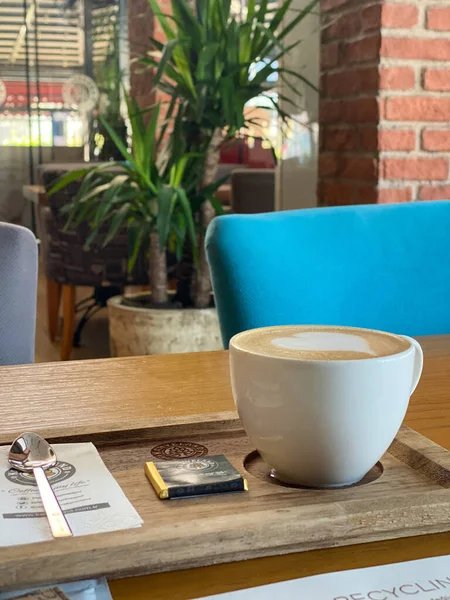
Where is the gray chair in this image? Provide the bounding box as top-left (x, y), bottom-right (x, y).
top-left (0, 222), bottom-right (38, 365)
top-left (231, 169), bottom-right (275, 214)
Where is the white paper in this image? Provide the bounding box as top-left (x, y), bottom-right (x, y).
top-left (0, 442), bottom-right (142, 546)
top-left (200, 554), bottom-right (450, 599)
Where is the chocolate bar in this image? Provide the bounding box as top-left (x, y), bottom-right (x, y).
top-left (145, 454), bottom-right (248, 499)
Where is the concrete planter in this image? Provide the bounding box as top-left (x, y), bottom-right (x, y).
top-left (108, 293), bottom-right (223, 356)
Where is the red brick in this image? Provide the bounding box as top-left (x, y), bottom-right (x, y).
top-left (319, 131), bottom-right (325, 151)
top-left (422, 129), bottom-right (450, 151)
top-left (379, 188), bottom-right (413, 203)
top-left (344, 98), bottom-right (380, 123)
top-left (385, 97), bottom-right (450, 122)
top-left (320, 100), bottom-right (343, 123)
top-left (356, 185), bottom-right (378, 204)
top-left (381, 37), bottom-right (450, 61)
top-left (427, 7), bottom-right (450, 31)
top-left (319, 154), bottom-right (340, 177)
top-left (362, 5), bottom-right (381, 32)
top-left (321, 41), bottom-right (340, 68)
top-left (344, 35), bottom-right (381, 64)
top-left (419, 185), bottom-right (450, 200)
top-left (424, 69), bottom-right (450, 91)
top-left (381, 158), bottom-right (448, 181)
top-left (358, 69), bottom-right (380, 93)
top-left (382, 4), bottom-right (419, 28)
top-left (360, 127), bottom-right (379, 151)
top-left (323, 11), bottom-right (361, 41)
top-left (327, 67), bottom-right (378, 97)
top-left (323, 127), bottom-right (358, 151)
top-left (379, 129), bottom-right (416, 151)
top-left (341, 157), bottom-right (378, 181)
top-left (380, 67), bottom-right (415, 90)
top-left (322, 181), bottom-right (357, 206)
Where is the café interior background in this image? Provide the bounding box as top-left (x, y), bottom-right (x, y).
top-left (0, 0), bottom-right (320, 225)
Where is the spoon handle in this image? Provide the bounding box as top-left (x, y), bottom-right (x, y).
top-left (33, 467), bottom-right (73, 538)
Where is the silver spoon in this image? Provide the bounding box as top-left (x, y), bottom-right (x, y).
top-left (8, 432), bottom-right (72, 538)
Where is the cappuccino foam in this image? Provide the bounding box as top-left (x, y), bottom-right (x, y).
top-left (231, 326), bottom-right (410, 361)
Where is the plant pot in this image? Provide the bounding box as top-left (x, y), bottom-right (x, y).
top-left (108, 293), bottom-right (223, 356)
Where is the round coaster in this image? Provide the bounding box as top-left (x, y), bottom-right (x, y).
top-left (151, 441), bottom-right (209, 460)
top-left (243, 451), bottom-right (383, 490)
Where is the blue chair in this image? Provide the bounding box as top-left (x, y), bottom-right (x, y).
top-left (206, 201), bottom-right (450, 347)
top-left (0, 223), bottom-right (38, 365)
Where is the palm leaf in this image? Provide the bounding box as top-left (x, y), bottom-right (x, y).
top-left (143, 103), bottom-right (160, 173)
top-left (246, 0), bottom-right (256, 21)
top-left (157, 185), bottom-right (177, 251)
top-left (153, 39), bottom-right (178, 86)
top-left (48, 168), bottom-right (90, 195)
top-left (147, 0), bottom-right (176, 40)
top-left (103, 203), bottom-right (131, 246)
top-left (171, 0), bottom-right (202, 41)
top-left (99, 115), bottom-right (133, 164)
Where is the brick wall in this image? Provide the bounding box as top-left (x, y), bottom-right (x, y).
top-left (380, 0), bottom-right (450, 202)
top-left (128, 0), bottom-right (172, 111)
top-left (319, 0), bottom-right (450, 205)
top-left (128, 0), bottom-right (154, 108)
top-left (319, 0), bottom-right (382, 205)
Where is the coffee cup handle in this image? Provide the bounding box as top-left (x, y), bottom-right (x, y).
top-left (401, 335), bottom-right (424, 394)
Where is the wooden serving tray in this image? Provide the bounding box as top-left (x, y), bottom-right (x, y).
top-left (3, 412), bottom-right (450, 592)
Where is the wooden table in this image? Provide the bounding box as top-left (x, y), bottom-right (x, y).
top-left (1, 337), bottom-right (450, 599)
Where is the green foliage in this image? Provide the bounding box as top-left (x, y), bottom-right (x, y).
top-left (49, 93), bottom-right (225, 270)
top-left (50, 0), bottom-right (318, 306)
top-left (143, 0), bottom-right (319, 185)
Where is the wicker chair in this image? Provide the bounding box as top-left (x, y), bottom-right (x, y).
top-left (39, 164), bottom-right (148, 360)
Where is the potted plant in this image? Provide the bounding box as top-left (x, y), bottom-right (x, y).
top-left (143, 0), bottom-right (318, 307)
top-left (50, 96), bottom-right (223, 355)
top-left (51, 0), bottom-right (318, 356)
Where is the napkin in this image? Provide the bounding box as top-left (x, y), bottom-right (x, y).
top-left (0, 442), bottom-right (142, 546)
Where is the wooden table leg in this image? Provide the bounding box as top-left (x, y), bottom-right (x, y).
top-left (47, 279), bottom-right (62, 342)
top-left (61, 285), bottom-right (76, 361)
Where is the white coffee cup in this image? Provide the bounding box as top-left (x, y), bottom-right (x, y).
top-left (229, 325), bottom-right (423, 488)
